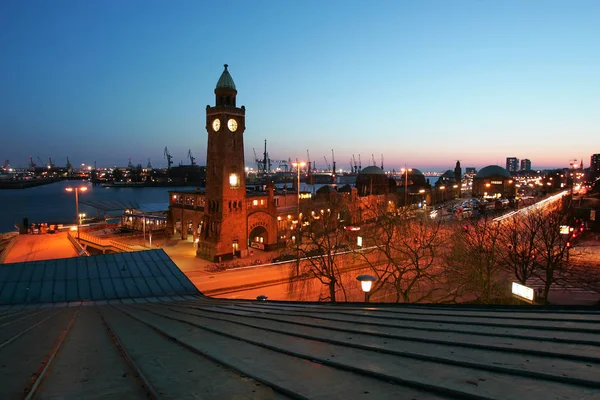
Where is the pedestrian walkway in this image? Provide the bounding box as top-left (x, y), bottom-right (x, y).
top-left (2, 232), bottom-right (78, 263)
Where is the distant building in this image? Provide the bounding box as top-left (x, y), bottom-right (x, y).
top-left (591, 154), bottom-right (600, 178)
top-left (506, 157), bottom-right (519, 173)
top-left (520, 159), bottom-right (531, 172)
top-left (472, 165), bottom-right (516, 199)
top-left (465, 167), bottom-right (477, 176)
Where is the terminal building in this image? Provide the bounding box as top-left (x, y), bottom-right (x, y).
top-left (472, 165), bottom-right (516, 199)
top-left (166, 66), bottom-right (401, 262)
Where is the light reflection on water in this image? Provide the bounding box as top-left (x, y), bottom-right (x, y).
top-left (0, 181), bottom-right (190, 232)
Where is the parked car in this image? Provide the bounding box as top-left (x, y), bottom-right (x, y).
top-left (272, 253), bottom-right (296, 263)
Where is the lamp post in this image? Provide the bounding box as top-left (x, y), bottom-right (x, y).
top-left (401, 167), bottom-right (412, 207)
top-left (292, 159), bottom-right (306, 275)
top-left (65, 186), bottom-right (87, 241)
top-left (356, 274), bottom-right (377, 303)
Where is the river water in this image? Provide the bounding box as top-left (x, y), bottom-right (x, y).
top-left (0, 181), bottom-right (190, 233)
top-left (0, 180), bottom-right (351, 233)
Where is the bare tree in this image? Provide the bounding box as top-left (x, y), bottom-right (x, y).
top-left (443, 216), bottom-right (506, 304)
top-left (499, 210), bottom-right (543, 285)
top-left (287, 197), bottom-right (353, 303)
top-left (358, 206), bottom-right (448, 303)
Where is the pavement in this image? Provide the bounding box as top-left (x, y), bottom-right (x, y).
top-left (2, 232), bottom-right (78, 263)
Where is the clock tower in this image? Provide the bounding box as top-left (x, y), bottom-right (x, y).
top-left (197, 64), bottom-right (248, 261)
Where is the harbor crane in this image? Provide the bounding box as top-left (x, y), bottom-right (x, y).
top-left (147, 158), bottom-right (152, 169)
top-left (323, 156), bottom-right (331, 172)
top-left (306, 150), bottom-right (311, 174)
top-left (372, 154), bottom-right (376, 167)
top-left (358, 154), bottom-right (362, 171)
top-left (188, 149), bottom-right (196, 166)
top-left (352, 154), bottom-right (358, 174)
top-left (331, 149), bottom-right (336, 174)
top-left (29, 156), bottom-right (36, 170)
top-left (48, 157), bottom-right (55, 168)
top-left (164, 147), bottom-right (173, 170)
top-left (381, 154), bottom-right (384, 170)
top-left (128, 157), bottom-right (134, 169)
top-left (37, 156), bottom-right (46, 168)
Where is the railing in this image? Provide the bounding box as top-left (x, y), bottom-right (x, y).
top-left (77, 231), bottom-right (139, 253)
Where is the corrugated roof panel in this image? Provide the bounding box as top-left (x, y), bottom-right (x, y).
top-left (122, 277), bottom-right (142, 298)
top-left (53, 280), bottom-right (66, 303)
top-left (100, 278), bottom-right (117, 299)
top-left (155, 276), bottom-right (176, 295)
top-left (27, 280), bottom-right (42, 303)
top-left (7, 263), bottom-right (24, 281)
top-left (78, 278), bottom-right (92, 301)
top-left (66, 279), bottom-right (78, 300)
top-left (0, 249), bottom-right (199, 305)
top-left (40, 280), bottom-right (54, 303)
top-left (87, 262), bottom-right (100, 279)
top-left (90, 278), bottom-right (105, 300)
top-left (144, 277), bottom-right (164, 296)
top-left (12, 281), bottom-right (29, 304)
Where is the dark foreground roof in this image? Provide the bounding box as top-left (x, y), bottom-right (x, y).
top-left (0, 250), bottom-right (199, 305)
top-left (1, 298), bottom-right (599, 399)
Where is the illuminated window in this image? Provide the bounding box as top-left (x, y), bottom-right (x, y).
top-left (229, 173), bottom-right (240, 188)
top-left (253, 200), bottom-right (258, 206)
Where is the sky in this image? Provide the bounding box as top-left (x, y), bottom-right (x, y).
top-left (1, 0), bottom-right (599, 172)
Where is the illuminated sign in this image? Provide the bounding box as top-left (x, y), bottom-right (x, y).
top-left (512, 282), bottom-right (534, 303)
top-left (559, 225), bottom-right (569, 235)
top-left (299, 193), bottom-right (312, 199)
top-left (490, 181), bottom-right (503, 185)
top-left (357, 236), bottom-right (363, 247)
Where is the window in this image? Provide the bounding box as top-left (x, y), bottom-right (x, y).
top-left (229, 173), bottom-right (240, 188)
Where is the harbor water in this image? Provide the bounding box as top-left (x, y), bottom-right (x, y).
top-left (0, 181), bottom-right (190, 233)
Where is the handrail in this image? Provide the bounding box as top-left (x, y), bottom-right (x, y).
top-left (77, 231), bottom-right (139, 252)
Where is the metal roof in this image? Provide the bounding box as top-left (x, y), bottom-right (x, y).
top-left (0, 249), bottom-right (199, 305)
top-left (1, 297), bottom-right (599, 399)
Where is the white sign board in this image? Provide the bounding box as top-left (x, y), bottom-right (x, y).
top-left (512, 282), bottom-right (534, 303)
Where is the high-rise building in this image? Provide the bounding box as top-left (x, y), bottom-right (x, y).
top-left (506, 157), bottom-right (519, 173)
top-left (520, 159), bottom-right (531, 172)
top-left (591, 154), bottom-right (600, 178)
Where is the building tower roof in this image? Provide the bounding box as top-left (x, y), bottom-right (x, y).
top-left (359, 166), bottom-right (385, 175)
top-left (476, 165), bottom-right (512, 179)
top-left (216, 64), bottom-right (236, 90)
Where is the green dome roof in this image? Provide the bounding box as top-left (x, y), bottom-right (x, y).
top-left (216, 64), bottom-right (236, 90)
top-left (359, 166), bottom-right (385, 175)
top-left (476, 165), bottom-right (512, 179)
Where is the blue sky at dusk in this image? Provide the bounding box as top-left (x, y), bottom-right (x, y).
top-left (1, 0), bottom-right (599, 172)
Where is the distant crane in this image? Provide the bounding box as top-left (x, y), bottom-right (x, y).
top-left (128, 157), bottom-right (134, 169)
top-left (29, 156), bottom-right (36, 170)
top-left (380, 154), bottom-right (384, 170)
top-left (306, 150), bottom-right (311, 174)
top-left (372, 154), bottom-right (376, 167)
top-left (188, 149), bottom-right (196, 166)
top-left (37, 157), bottom-right (45, 168)
top-left (164, 147), bottom-right (173, 170)
top-left (323, 156), bottom-right (331, 172)
top-left (48, 157), bottom-right (55, 168)
top-left (358, 154), bottom-right (362, 171)
top-left (569, 159), bottom-right (578, 168)
top-left (331, 149), bottom-right (336, 174)
top-left (147, 158), bottom-right (152, 169)
top-left (352, 154), bottom-right (358, 174)
top-left (66, 157), bottom-right (72, 171)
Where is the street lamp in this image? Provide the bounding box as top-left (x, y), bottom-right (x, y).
top-left (291, 159), bottom-right (306, 275)
top-left (401, 167), bottom-right (412, 207)
top-left (65, 186), bottom-right (87, 241)
top-left (356, 274), bottom-right (377, 303)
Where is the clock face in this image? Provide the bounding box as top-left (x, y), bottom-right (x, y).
top-left (212, 118), bottom-right (220, 132)
top-left (227, 118), bottom-right (238, 132)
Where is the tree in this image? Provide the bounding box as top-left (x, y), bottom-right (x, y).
top-left (443, 216), bottom-right (506, 304)
top-left (499, 209), bottom-right (542, 285)
top-left (287, 197), bottom-right (353, 303)
top-left (357, 204), bottom-right (448, 303)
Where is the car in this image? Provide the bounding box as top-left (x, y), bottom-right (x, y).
top-left (272, 253), bottom-right (296, 263)
top-left (333, 243), bottom-right (351, 252)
